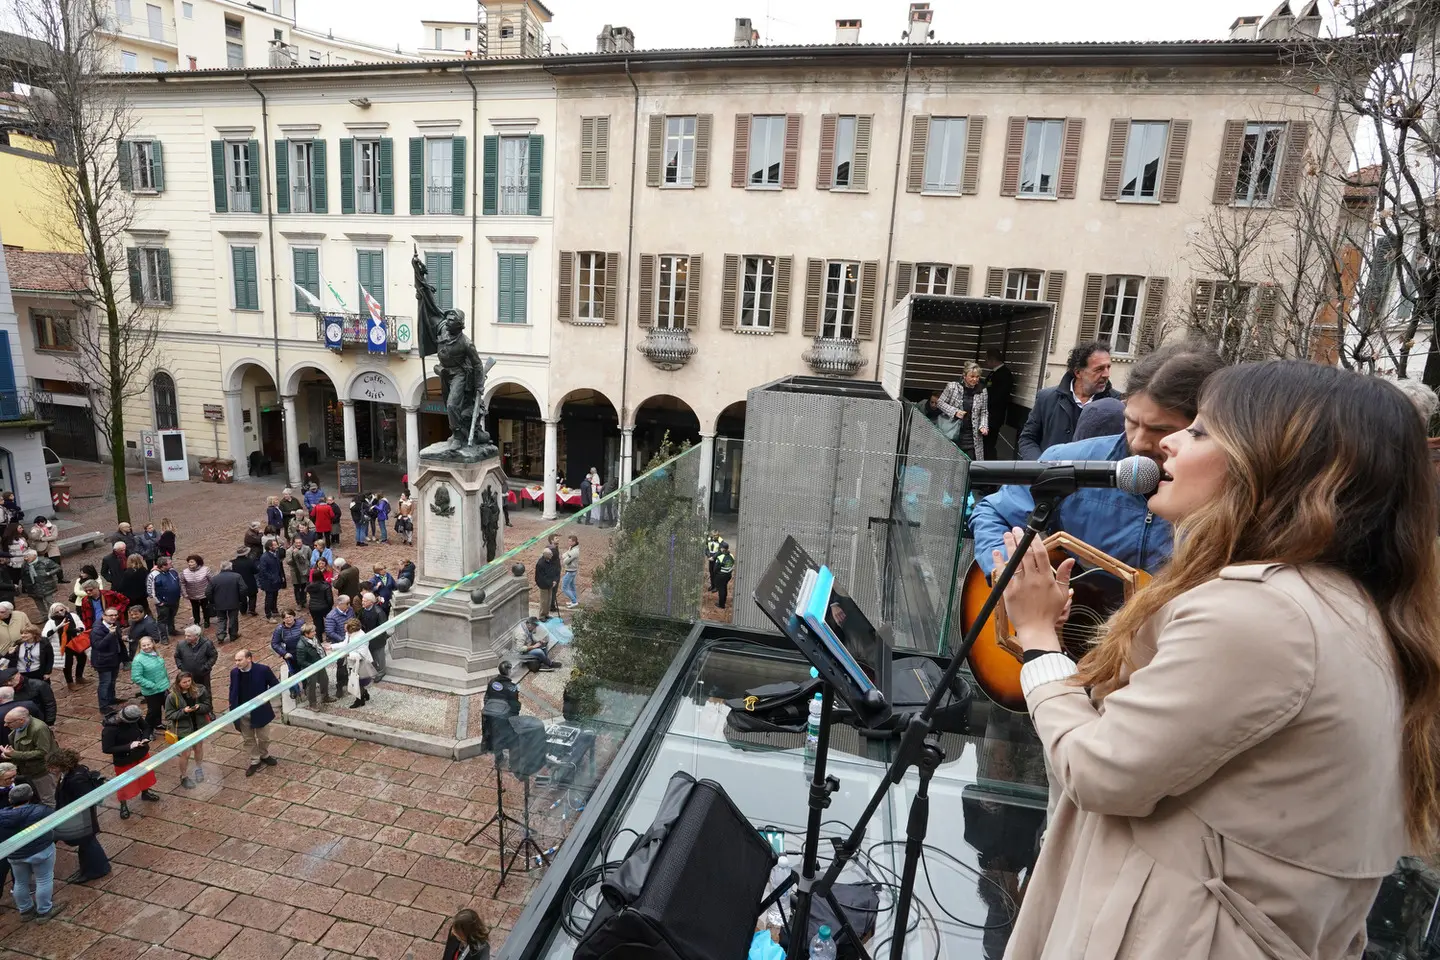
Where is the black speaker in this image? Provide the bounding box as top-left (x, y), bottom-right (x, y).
top-left (507, 716), bottom-right (549, 778)
top-left (575, 771), bottom-right (775, 960)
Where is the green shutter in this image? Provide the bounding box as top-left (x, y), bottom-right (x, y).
top-left (293, 248), bottom-right (319, 312)
top-left (409, 137), bottom-right (424, 215)
top-left (358, 250), bottom-right (384, 313)
top-left (452, 137), bottom-right (466, 215)
top-left (357, 250), bottom-right (371, 312)
top-left (339, 138), bottom-right (354, 214)
top-left (311, 140), bottom-right (328, 213)
top-left (482, 135), bottom-right (498, 216)
top-left (247, 139), bottom-right (261, 213)
top-left (513, 253), bottom-right (528, 323)
top-left (157, 249), bottom-right (172, 305)
top-left (151, 141), bottom-right (164, 192)
top-left (527, 134), bottom-right (543, 216)
top-left (425, 252), bottom-right (453, 311)
top-left (117, 140), bottom-right (133, 190)
top-left (274, 139), bottom-right (290, 214)
top-left (378, 138), bottom-right (394, 215)
top-left (211, 140), bottom-right (227, 213)
top-left (233, 247), bottom-right (258, 310)
top-left (127, 248), bottom-right (143, 302)
top-left (497, 254), bottom-right (513, 323)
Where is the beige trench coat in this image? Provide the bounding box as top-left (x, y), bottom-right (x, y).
top-left (1008, 564), bottom-right (1407, 960)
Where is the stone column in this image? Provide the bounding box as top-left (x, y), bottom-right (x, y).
top-left (403, 405), bottom-right (420, 487)
top-left (697, 432), bottom-right (715, 518)
top-left (282, 394), bottom-right (301, 487)
top-left (542, 417), bottom-right (559, 520)
top-left (341, 400), bottom-right (359, 462)
top-left (223, 389), bottom-right (247, 477)
top-left (620, 426), bottom-right (634, 487)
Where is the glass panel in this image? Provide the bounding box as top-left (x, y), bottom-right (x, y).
top-left (1020, 119), bottom-right (1062, 196)
top-left (664, 116), bottom-right (695, 186)
top-left (741, 256), bottom-right (775, 328)
top-left (923, 117), bottom-right (967, 193)
top-left (1120, 121), bottom-right (1167, 200)
top-left (748, 116), bottom-right (784, 187)
top-left (501, 136), bottom-right (529, 214)
top-left (427, 138), bottom-right (453, 214)
top-left (833, 115), bottom-right (856, 187)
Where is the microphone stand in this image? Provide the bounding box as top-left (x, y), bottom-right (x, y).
top-left (799, 468), bottom-right (1077, 960)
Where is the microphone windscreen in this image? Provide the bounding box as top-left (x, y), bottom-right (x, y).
top-left (1115, 456), bottom-right (1161, 496)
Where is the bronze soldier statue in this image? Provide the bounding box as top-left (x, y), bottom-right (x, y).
top-left (414, 253), bottom-right (497, 461)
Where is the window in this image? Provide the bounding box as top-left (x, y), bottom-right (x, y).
top-left (741, 256), bottom-right (776, 330)
top-left (120, 51), bottom-right (139, 72)
top-left (823, 261), bottom-right (860, 339)
top-left (1098, 276), bottom-right (1143, 354)
top-left (272, 28), bottom-right (283, 41)
top-left (424, 252), bottom-right (454, 311)
top-left (1120, 121), bottom-right (1168, 201)
top-left (579, 116), bottom-right (609, 187)
top-left (497, 253), bottom-right (528, 324)
top-left (226, 141), bottom-right (251, 210)
top-left (1234, 122), bottom-right (1286, 205)
top-left (32, 311), bottom-right (74, 351)
top-left (464, 27), bottom-right (471, 40)
top-left (923, 117), bottom-right (968, 193)
top-left (1004, 269), bottom-right (1044, 301)
top-left (231, 246), bottom-right (259, 311)
top-left (116, 0), bottom-right (132, 18)
top-left (499, 136), bottom-right (529, 215)
top-left (1020, 119), bottom-right (1064, 197)
top-left (656, 254), bottom-right (689, 328)
top-left (308, 50), bottom-right (321, 63)
top-left (272, 0), bottom-right (282, 12)
top-left (292, 247), bottom-right (320, 312)
top-left (225, 16), bottom-right (244, 68)
top-left (151, 58), bottom-right (167, 71)
top-left (500, 20), bottom-right (514, 39)
top-left (356, 139), bottom-right (380, 214)
top-left (426, 138), bottom-right (453, 214)
top-left (182, 2), bottom-right (193, 17)
top-left (577, 252), bottom-right (606, 321)
top-left (664, 116), bottom-right (697, 187)
top-left (290, 140), bottom-right (312, 213)
top-left (152, 373), bottom-right (179, 430)
top-left (748, 115), bottom-right (785, 188)
top-left (356, 249), bottom-right (384, 313)
top-left (130, 140), bottom-right (157, 190)
top-left (833, 116), bottom-right (858, 188)
top-left (136, 248), bottom-right (170, 304)
top-left (914, 263), bottom-right (950, 296)
top-left (434, 27), bottom-right (443, 48)
top-left (146, 3), bottom-right (163, 40)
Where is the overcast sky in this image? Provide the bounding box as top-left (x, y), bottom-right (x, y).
top-left (298, 0), bottom-right (1346, 55)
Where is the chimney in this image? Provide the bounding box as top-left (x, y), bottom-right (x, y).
top-left (1228, 15), bottom-right (1262, 39)
top-left (835, 18), bottom-right (861, 44)
top-left (734, 17), bottom-right (758, 47)
top-left (1292, 0), bottom-right (1323, 38)
top-left (1258, 2), bottom-right (1294, 39)
top-left (596, 24), bottom-right (635, 53)
top-left (904, 2), bottom-right (934, 43)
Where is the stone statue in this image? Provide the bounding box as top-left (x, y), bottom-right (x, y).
top-left (430, 482), bottom-right (456, 517)
top-left (414, 252), bottom-right (498, 462)
top-left (480, 487), bottom-right (500, 563)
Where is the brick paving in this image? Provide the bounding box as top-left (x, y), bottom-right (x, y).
top-left (0, 461), bottom-right (648, 960)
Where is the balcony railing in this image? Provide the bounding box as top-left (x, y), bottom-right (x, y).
top-left (0, 388), bottom-right (51, 424)
top-left (314, 314), bottom-right (405, 351)
top-left (803, 337), bottom-right (866, 377)
top-left (499, 182), bottom-right (528, 215)
top-left (228, 189), bottom-right (252, 212)
top-left (426, 184), bottom-right (453, 214)
top-left (291, 184), bottom-right (312, 214)
top-left (637, 327), bottom-right (696, 370)
top-left (358, 190), bottom-right (378, 214)
top-left (103, 14), bottom-right (177, 45)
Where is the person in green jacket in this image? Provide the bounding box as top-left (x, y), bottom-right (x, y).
top-left (130, 636), bottom-right (170, 732)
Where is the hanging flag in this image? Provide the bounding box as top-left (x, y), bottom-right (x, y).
top-left (321, 314), bottom-right (345, 351)
top-left (395, 319), bottom-right (414, 354)
top-left (363, 286), bottom-right (387, 354)
top-left (293, 282), bottom-right (323, 312)
top-left (326, 280), bottom-right (350, 313)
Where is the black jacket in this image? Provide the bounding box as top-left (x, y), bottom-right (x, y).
top-left (358, 604), bottom-right (387, 651)
top-left (306, 579), bottom-right (334, 618)
top-left (5, 640), bottom-right (55, 684)
top-left (232, 555), bottom-right (258, 593)
top-left (55, 766), bottom-right (106, 837)
top-left (117, 568), bottom-right (149, 606)
top-left (206, 570), bottom-right (247, 611)
top-left (985, 363), bottom-right (1016, 431)
top-left (442, 935), bottom-right (490, 960)
top-left (1017, 371), bottom-right (1120, 460)
top-left (535, 553), bottom-right (560, 589)
top-left (101, 715), bottom-right (153, 766)
top-left (174, 635), bottom-right (218, 679)
top-left (125, 615), bottom-right (164, 659)
top-left (100, 551), bottom-right (129, 585)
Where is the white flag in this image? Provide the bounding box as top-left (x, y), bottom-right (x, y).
top-left (293, 282), bottom-right (323, 311)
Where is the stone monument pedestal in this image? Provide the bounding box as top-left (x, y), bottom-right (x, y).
top-left (384, 457), bottom-right (527, 694)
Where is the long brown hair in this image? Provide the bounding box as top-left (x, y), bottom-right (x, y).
top-left (450, 908), bottom-right (489, 946)
top-left (1077, 362), bottom-right (1440, 845)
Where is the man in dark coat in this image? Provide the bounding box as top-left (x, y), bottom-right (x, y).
top-left (124, 606), bottom-right (164, 661)
top-left (256, 542), bottom-right (286, 622)
top-left (3, 669), bottom-right (56, 726)
top-left (206, 561), bottom-right (247, 644)
top-left (534, 548), bottom-right (560, 619)
top-left (332, 559), bottom-right (361, 601)
top-left (357, 592), bottom-right (388, 677)
top-left (1016, 341), bottom-right (1117, 459)
top-left (229, 648), bottom-right (279, 777)
top-left (982, 349), bottom-right (1017, 461)
top-left (89, 606), bottom-right (125, 713)
top-left (231, 547), bottom-right (259, 617)
top-left (175, 624), bottom-right (218, 697)
top-left (99, 541), bottom-right (129, 587)
top-left (579, 473), bottom-right (593, 525)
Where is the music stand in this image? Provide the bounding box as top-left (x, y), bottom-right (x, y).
top-left (491, 713), bottom-right (552, 893)
top-left (466, 702), bottom-right (531, 877)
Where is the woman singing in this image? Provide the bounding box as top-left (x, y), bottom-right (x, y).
top-left (996, 362), bottom-right (1440, 960)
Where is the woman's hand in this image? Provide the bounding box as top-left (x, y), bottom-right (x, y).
top-left (980, 427), bottom-right (989, 436)
top-left (992, 528), bottom-right (1074, 653)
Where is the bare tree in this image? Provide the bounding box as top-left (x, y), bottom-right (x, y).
top-left (5, 0), bottom-right (164, 523)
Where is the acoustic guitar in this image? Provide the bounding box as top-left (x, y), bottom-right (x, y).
top-left (960, 533), bottom-right (1150, 713)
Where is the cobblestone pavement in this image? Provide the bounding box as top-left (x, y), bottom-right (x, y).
top-left (0, 461), bottom-right (635, 959)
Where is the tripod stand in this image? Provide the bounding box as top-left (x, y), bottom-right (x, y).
top-left (494, 773), bottom-right (549, 894)
top-left (466, 714), bottom-right (552, 893)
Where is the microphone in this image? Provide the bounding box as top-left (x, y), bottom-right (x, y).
top-left (967, 456), bottom-right (1161, 495)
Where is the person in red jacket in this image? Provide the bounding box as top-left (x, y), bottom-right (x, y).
top-left (76, 580), bottom-right (129, 632)
top-left (310, 499), bottom-right (334, 540)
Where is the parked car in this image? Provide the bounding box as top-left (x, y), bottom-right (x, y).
top-left (43, 446), bottom-right (64, 483)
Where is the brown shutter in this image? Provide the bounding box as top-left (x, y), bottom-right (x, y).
top-left (594, 116), bottom-right (610, 184)
top-left (579, 121), bottom-right (595, 186)
top-left (1057, 117), bottom-right (1084, 199)
top-left (1159, 119), bottom-right (1189, 203)
top-left (772, 256), bottom-right (793, 333)
top-left (638, 254), bottom-right (655, 327)
top-left (685, 254), bottom-right (703, 329)
top-left (1274, 120), bottom-right (1311, 208)
top-left (894, 261), bottom-right (915, 305)
top-left (1138, 276), bottom-right (1168, 353)
top-left (1100, 118), bottom-right (1130, 200)
top-left (1212, 119), bottom-right (1246, 205)
top-left (557, 250), bottom-right (574, 321)
top-left (962, 115), bottom-right (986, 195)
top-left (646, 115), bottom-right (664, 187)
top-left (852, 116), bottom-right (873, 191)
top-left (953, 264), bottom-right (972, 296)
top-left (906, 115), bottom-right (930, 193)
top-left (1191, 279), bottom-right (1215, 325)
top-left (1044, 270), bottom-right (1067, 323)
top-left (603, 252), bottom-right (619, 323)
top-left (1000, 117), bottom-right (1026, 197)
top-left (817, 115), bottom-right (837, 189)
top-left (731, 114), bottom-right (751, 188)
top-left (985, 267), bottom-right (1005, 298)
top-left (1076, 273), bottom-right (1105, 344)
top-left (857, 261), bottom-right (878, 341)
top-left (803, 258), bottom-right (823, 336)
top-left (694, 114), bottom-right (713, 187)
top-left (782, 114), bottom-right (801, 189)
top-left (721, 254), bottom-right (740, 330)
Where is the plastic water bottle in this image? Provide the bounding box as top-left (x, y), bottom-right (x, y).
top-left (804, 693), bottom-right (822, 756)
top-left (809, 924), bottom-right (837, 960)
top-left (764, 855), bottom-right (791, 933)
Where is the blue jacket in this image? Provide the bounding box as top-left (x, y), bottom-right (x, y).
top-left (230, 662), bottom-right (279, 729)
top-left (266, 505), bottom-right (284, 530)
top-left (0, 802), bottom-right (54, 858)
top-left (269, 618), bottom-right (306, 662)
top-left (303, 488), bottom-right (325, 509)
top-left (324, 605), bottom-right (351, 646)
top-left (368, 573), bottom-right (395, 609)
top-left (150, 568), bottom-right (181, 606)
top-left (969, 433), bottom-right (1173, 577)
top-left (90, 619), bottom-right (123, 671)
top-left (373, 497), bottom-right (390, 522)
top-left (256, 551), bottom-right (285, 592)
